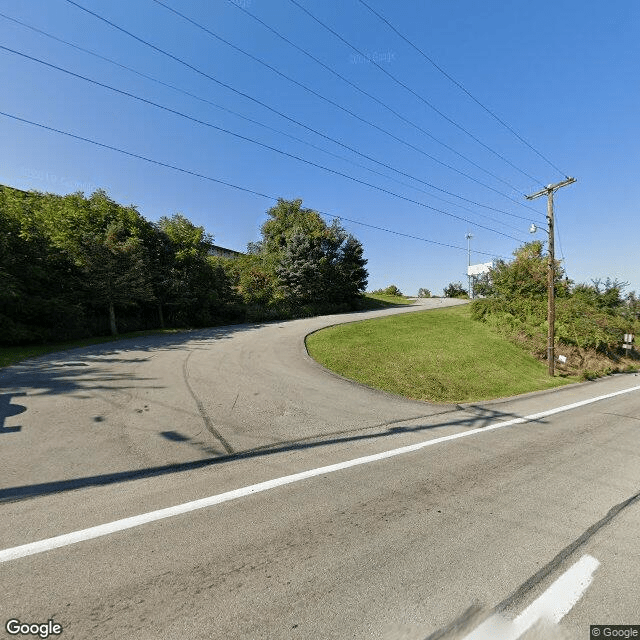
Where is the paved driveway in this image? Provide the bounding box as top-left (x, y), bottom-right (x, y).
top-left (2, 298), bottom-right (640, 639)
top-left (0, 297), bottom-right (468, 496)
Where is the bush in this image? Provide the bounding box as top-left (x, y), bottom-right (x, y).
top-left (444, 282), bottom-right (468, 298)
top-left (418, 288), bottom-right (431, 298)
top-left (384, 285), bottom-right (403, 296)
top-left (371, 284), bottom-right (403, 297)
top-left (471, 293), bottom-right (640, 358)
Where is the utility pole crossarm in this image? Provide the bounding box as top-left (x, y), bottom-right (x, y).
top-left (526, 177), bottom-right (576, 200)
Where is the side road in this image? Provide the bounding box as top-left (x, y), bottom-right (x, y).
top-left (1, 298), bottom-right (468, 492)
top-left (2, 298), bottom-right (640, 639)
top-left (1, 295), bottom-right (636, 496)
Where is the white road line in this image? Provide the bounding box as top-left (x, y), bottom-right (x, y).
top-left (1, 385), bottom-right (639, 564)
top-left (461, 554), bottom-right (600, 639)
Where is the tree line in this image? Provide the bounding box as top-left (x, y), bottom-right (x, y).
top-left (0, 187), bottom-right (368, 346)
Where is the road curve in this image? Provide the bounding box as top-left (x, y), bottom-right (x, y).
top-left (0, 297), bottom-right (467, 494)
top-left (2, 298), bottom-right (640, 639)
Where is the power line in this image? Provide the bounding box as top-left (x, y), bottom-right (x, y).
top-left (356, 0), bottom-right (568, 178)
top-left (2, 9), bottom-right (520, 232)
top-left (38, 6), bottom-right (545, 225)
top-left (164, 0), bottom-right (524, 197)
top-left (1, 45), bottom-right (527, 241)
top-left (153, 0), bottom-right (520, 204)
top-left (62, 0), bottom-right (545, 221)
top-left (287, 0), bottom-right (545, 187)
top-left (0, 109), bottom-right (508, 259)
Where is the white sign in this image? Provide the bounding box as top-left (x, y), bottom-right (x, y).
top-left (624, 334), bottom-right (634, 343)
top-left (467, 262), bottom-right (494, 276)
top-left (558, 355), bottom-right (567, 364)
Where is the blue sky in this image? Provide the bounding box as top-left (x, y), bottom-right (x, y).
top-left (1, 0), bottom-right (638, 296)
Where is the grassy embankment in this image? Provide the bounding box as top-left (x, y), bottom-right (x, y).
top-left (362, 293), bottom-right (414, 306)
top-left (306, 304), bottom-right (578, 403)
top-left (471, 297), bottom-right (640, 380)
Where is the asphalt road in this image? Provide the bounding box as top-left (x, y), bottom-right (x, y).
top-left (1, 298), bottom-right (639, 639)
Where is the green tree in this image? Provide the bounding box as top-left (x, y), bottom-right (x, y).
top-left (483, 241), bottom-right (569, 299)
top-left (156, 214), bottom-right (230, 326)
top-left (141, 222), bottom-right (175, 329)
top-left (332, 233), bottom-right (368, 303)
top-left (373, 284), bottom-right (403, 296)
top-left (77, 219), bottom-right (153, 335)
top-left (49, 191), bottom-right (155, 335)
top-left (572, 278), bottom-right (627, 312)
top-left (276, 230), bottom-right (324, 304)
top-left (229, 252), bottom-right (279, 306)
top-left (624, 291), bottom-right (640, 322)
top-left (0, 186), bottom-right (87, 344)
top-left (444, 282), bottom-right (468, 298)
top-left (248, 199), bottom-right (367, 307)
top-left (472, 272), bottom-right (492, 298)
top-left (260, 198), bottom-right (326, 256)
top-left (0, 185), bottom-right (238, 340)
top-left (274, 213), bottom-right (367, 305)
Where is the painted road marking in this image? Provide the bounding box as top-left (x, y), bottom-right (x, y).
top-left (461, 554), bottom-right (600, 639)
top-left (1, 385), bottom-right (639, 563)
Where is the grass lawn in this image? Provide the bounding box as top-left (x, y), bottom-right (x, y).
top-left (0, 328), bottom-right (185, 368)
top-left (363, 293), bottom-right (415, 306)
top-left (306, 305), bottom-right (578, 403)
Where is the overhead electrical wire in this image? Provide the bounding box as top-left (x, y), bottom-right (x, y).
top-left (4, 11), bottom-right (528, 235)
top-left (1, 8), bottom-right (524, 232)
top-left (0, 48), bottom-right (532, 234)
top-left (0, 109), bottom-right (508, 259)
top-left (356, 0), bottom-right (568, 178)
top-left (61, 0), bottom-right (544, 220)
top-left (157, 0), bottom-right (522, 197)
top-left (0, 44), bottom-right (524, 241)
top-left (70, 0), bottom-right (530, 215)
top-left (287, 0), bottom-right (545, 187)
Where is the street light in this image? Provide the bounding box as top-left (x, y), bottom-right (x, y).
top-left (465, 233), bottom-right (473, 299)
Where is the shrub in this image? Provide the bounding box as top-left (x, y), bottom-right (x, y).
top-left (444, 282), bottom-right (468, 298)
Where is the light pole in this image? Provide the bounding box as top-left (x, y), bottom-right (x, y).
top-left (465, 233), bottom-right (473, 299)
top-left (526, 177), bottom-right (576, 376)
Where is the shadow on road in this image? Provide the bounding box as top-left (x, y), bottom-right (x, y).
top-left (0, 403), bottom-right (547, 503)
top-left (0, 324), bottom-right (264, 436)
top-left (0, 393), bottom-right (26, 433)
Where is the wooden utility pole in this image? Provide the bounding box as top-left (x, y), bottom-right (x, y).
top-left (526, 177), bottom-right (576, 376)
